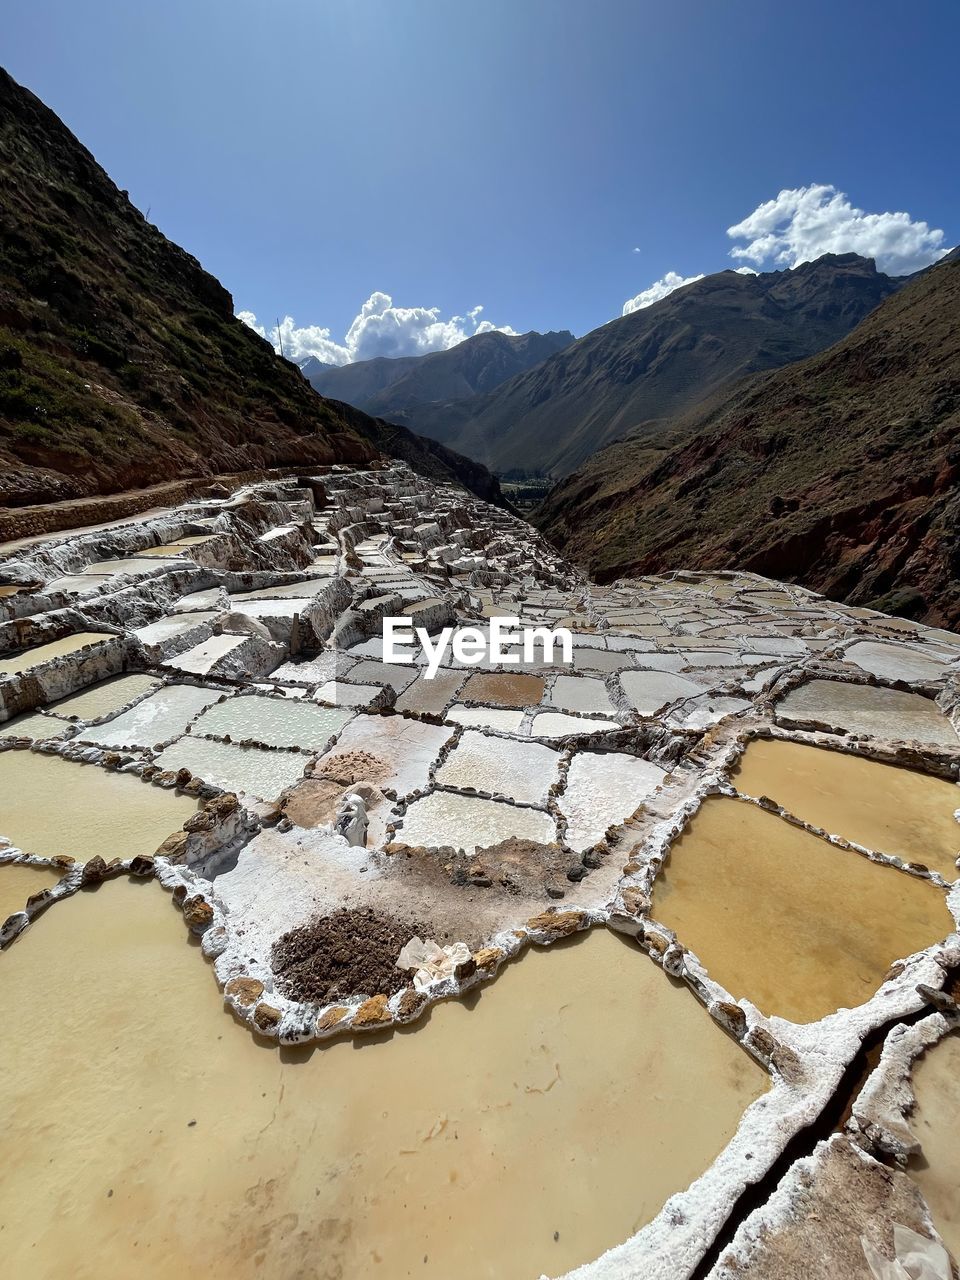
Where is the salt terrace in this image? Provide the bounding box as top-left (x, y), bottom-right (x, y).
top-left (1, 463), bottom-right (959, 1280)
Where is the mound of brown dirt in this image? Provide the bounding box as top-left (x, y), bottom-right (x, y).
top-left (314, 749), bottom-right (391, 786)
top-left (271, 907), bottom-right (432, 1003)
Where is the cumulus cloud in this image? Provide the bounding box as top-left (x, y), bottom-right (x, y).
top-left (622, 270), bottom-right (705, 315)
top-left (238, 293), bottom-right (516, 366)
top-left (727, 184), bottom-right (948, 276)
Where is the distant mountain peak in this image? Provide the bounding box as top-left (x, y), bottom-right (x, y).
top-left (389, 254), bottom-right (902, 478)
top-left (301, 326), bottom-right (576, 424)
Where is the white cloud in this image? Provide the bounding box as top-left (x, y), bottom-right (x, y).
top-left (622, 270), bottom-right (705, 315)
top-left (238, 293), bottom-right (516, 366)
top-left (727, 184), bottom-right (948, 276)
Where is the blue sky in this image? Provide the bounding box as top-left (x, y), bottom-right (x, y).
top-left (4, 0), bottom-right (958, 363)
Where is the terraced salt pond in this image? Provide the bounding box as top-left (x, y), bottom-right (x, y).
top-left (0, 884), bottom-right (767, 1280)
top-left (191, 694), bottom-right (353, 749)
top-left (734, 738), bottom-right (960, 879)
top-left (560, 751), bottom-right (665, 853)
top-left (907, 1032), bottom-right (960, 1259)
top-left (843, 640), bottom-right (950, 683)
top-left (445, 703), bottom-right (526, 732)
top-left (775, 679), bottom-right (960, 747)
top-left (0, 861), bottom-right (62, 921)
top-left (0, 631), bottom-right (115, 676)
top-left (529, 711), bottom-right (620, 738)
top-left (82, 683), bottom-right (224, 749)
top-left (154, 737), bottom-right (308, 801)
top-left (652, 797), bottom-right (952, 1023)
top-left (436, 730), bottom-right (560, 804)
top-left (398, 789), bottom-right (556, 852)
top-left (0, 711), bottom-right (67, 740)
top-left (0, 752), bottom-right (197, 859)
top-left (47, 673), bottom-right (162, 721)
top-left (619, 670), bottom-right (705, 716)
top-left (550, 674), bottom-right (617, 715)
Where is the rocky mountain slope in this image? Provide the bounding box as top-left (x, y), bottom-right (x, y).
top-left (0, 67), bottom-right (502, 514)
top-left (409, 256), bottom-right (903, 477)
top-left (302, 327), bottom-right (574, 430)
top-left (538, 252), bottom-right (960, 627)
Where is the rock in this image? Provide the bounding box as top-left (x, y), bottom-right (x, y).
top-left (225, 976), bottom-right (264, 1005)
top-left (620, 886), bottom-right (650, 916)
top-left (253, 1002), bottom-right (282, 1033)
top-left (713, 1000), bottom-right (748, 1038)
top-left (396, 988), bottom-right (427, 1019)
top-left (128, 854), bottom-right (155, 877)
top-left (566, 864), bottom-right (588, 882)
top-left (747, 1027), bottom-right (803, 1083)
top-left (472, 946), bottom-right (504, 971)
top-left (154, 829), bottom-right (189, 861)
top-left (80, 855), bottom-right (107, 886)
top-left (582, 848), bottom-right (603, 869)
top-left (181, 894), bottom-right (214, 932)
top-left (352, 994), bottom-right (392, 1028)
top-left (526, 909), bottom-right (588, 938)
top-left (316, 1005), bottom-right (351, 1033)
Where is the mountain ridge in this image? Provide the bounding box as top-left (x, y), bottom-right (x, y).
top-left (398, 255), bottom-right (904, 477)
top-left (0, 66), bottom-right (504, 516)
top-left (537, 253), bottom-right (960, 627)
top-left (303, 327), bottom-right (575, 430)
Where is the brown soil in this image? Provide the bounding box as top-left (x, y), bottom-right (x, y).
top-left (314, 749), bottom-right (391, 786)
top-left (459, 671), bottom-right (545, 708)
top-left (271, 907), bottom-right (433, 1003)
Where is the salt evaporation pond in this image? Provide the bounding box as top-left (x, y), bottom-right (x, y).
top-left (0, 752), bottom-right (197, 859)
top-left (0, 861), bottom-right (62, 921)
top-left (560, 751), bottom-right (665, 853)
top-left (775, 679), bottom-right (960, 747)
top-left (47, 673), bottom-right (162, 721)
top-left (0, 631), bottom-right (115, 676)
top-left (399, 789), bottom-right (556, 852)
top-left (528, 711), bottom-right (620, 738)
top-left (843, 640), bottom-right (950, 684)
top-left (652, 797), bottom-right (953, 1023)
top-left (734, 738), bottom-right (960, 879)
top-left (907, 1032), bottom-right (960, 1260)
top-left (191, 694), bottom-right (353, 749)
top-left (619, 670), bottom-right (704, 716)
top-left (0, 882), bottom-right (767, 1280)
top-left (154, 737), bottom-right (307, 801)
top-left (83, 684), bottom-right (224, 749)
top-left (445, 703), bottom-right (525, 733)
top-left (550, 674), bottom-right (617, 715)
top-left (435, 730), bottom-right (560, 804)
top-left (0, 712), bottom-right (66, 741)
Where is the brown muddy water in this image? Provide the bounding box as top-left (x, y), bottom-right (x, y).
top-left (0, 861), bottom-right (62, 921)
top-left (733, 738), bottom-right (960, 880)
top-left (652, 797), bottom-right (953, 1023)
top-left (0, 752), bottom-right (197, 859)
top-left (908, 1031), bottom-right (960, 1261)
top-left (0, 881), bottom-right (767, 1280)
